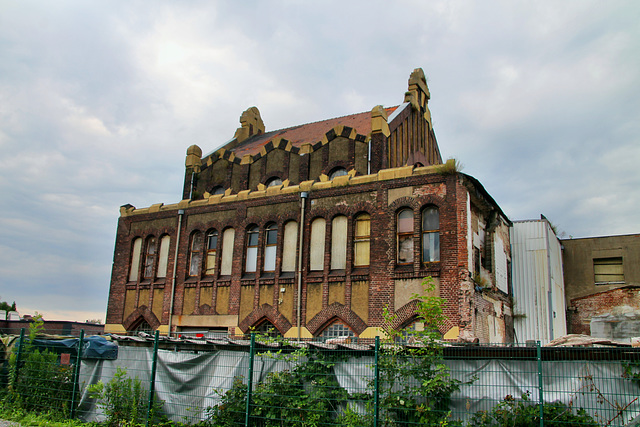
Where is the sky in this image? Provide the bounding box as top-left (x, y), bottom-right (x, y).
top-left (1, 1), bottom-right (639, 323)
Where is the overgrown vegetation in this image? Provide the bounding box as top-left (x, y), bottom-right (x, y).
top-left (436, 158), bottom-right (464, 175)
top-left (468, 392), bottom-right (598, 427)
top-left (6, 314), bottom-right (75, 417)
top-left (87, 366), bottom-right (167, 426)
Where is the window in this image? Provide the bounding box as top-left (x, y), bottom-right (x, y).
top-left (422, 207), bottom-right (440, 262)
top-left (264, 223), bottom-right (278, 272)
top-left (354, 213), bottom-right (370, 267)
top-left (397, 209), bottom-right (414, 264)
top-left (131, 319), bottom-right (152, 334)
top-left (594, 257), bottom-right (624, 284)
top-left (320, 322), bottom-right (354, 341)
top-left (157, 235), bottom-right (171, 278)
top-left (211, 186), bottom-right (225, 195)
top-left (129, 238), bottom-right (142, 282)
top-left (205, 230), bottom-right (218, 275)
top-left (255, 320), bottom-right (281, 337)
top-left (220, 228), bottom-right (235, 275)
top-left (143, 236), bottom-right (157, 279)
top-left (331, 216), bottom-right (347, 270)
top-left (310, 218), bottom-right (326, 271)
top-left (281, 221), bottom-right (298, 272)
top-left (189, 231), bottom-right (204, 277)
top-left (329, 167), bottom-right (348, 180)
top-left (265, 177), bottom-right (283, 187)
top-left (245, 226), bottom-right (259, 273)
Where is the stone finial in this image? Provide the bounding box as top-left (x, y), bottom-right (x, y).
top-left (234, 106), bottom-right (265, 143)
top-left (408, 68), bottom-right (430, 101)
top-left (371, 105), bottom-right (390, 137)
top-left (185, 144), bottom-right (202, 172)
top-left (407, 68), bottom-right (432, 129)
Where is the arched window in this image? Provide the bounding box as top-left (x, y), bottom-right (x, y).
top-left (422, 207), bottom-right (440, 262)
top-left (397, 209), bottom-right (414, 264)
top-left (263, 223), bottom-right (278, 272)
top-left (245, 226), bottom-right (259, 273)
top-left (281, 221), bottom-right (298, 272)
top-left (157, 235), bottom-right (171, 278)
top-left (331, 216), bottom-right (348, 270)
top-left (310, 218), bottom-right (326, 271)
top-left (211, 186), bottom-right (225, 195)
top-left (329, 167), bottom-right (348, 180)
top-left (220, 228), bottom-right (235, 275)
top-left (189, 231), bottom-right (204, 276)
top-left (354, 213), bottom-right (370, 267)
top-left (255, 320), bottom-right (281, 337)
top-left (320, 321), bottom-right (355, 341)
top-left (265, 177), bottom-right (283, 187)
top-left (205, 230), bottom-right (218, 275)
top-left (143, 236), bottom-right (157, 279)
top-left (129, 238), bottom-right (142, 282)
top-left (131, 319), bottom-right (152, 334)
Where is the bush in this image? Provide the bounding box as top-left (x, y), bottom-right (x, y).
top-left (87, 366), bottom-right (166, 426)
top-left (468, 392), bottom-right (598, 427)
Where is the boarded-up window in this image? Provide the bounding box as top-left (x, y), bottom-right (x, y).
top-left (157, 235), bottom-right (171, 278)
top-left (205, 230), bottom-right (218, 275)
top-left (282, 221), bottom-right (298, 272)
top-left (264, 223), bottom-right (278, 272)
top-left (494, 235), bottom-right (508, 293)
top-left (245, 226), bottom-right (259, 273)
top-left (189, 231), bottom-right (204, 277)
top-left (421, 207), bottom-right (439, 262)
top-left (331, 216), bottom-right (348, 270)
top-left (310, 218), bottom-right (326, 271)
top-left (354, 214), bottom-right (370, 267)
top-left (220, 228), bottom-right (235, 275)
top-left (594, 257), bottom-right (624, 284)
top-left (143, 236), bottom-right (157, 279)
top-left (397, 209), bottom-right (413, 264)
top-left (129, 238), bottom-right (142, 282)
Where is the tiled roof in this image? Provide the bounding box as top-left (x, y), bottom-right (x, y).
top-left (229, 106), bottom-right (398, 157)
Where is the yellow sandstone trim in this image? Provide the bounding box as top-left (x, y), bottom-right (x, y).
top-left (284, 327), bottom-right (314, 339)
top-left (359, 327), bottom-right (388, 339)
top-left (104, 324), bottom-right (127, 334)
top-left (443, 326), bottom-right (459, 340)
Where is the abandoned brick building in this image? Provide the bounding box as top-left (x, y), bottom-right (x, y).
top-left (105, 68), bottom-right (514, 343)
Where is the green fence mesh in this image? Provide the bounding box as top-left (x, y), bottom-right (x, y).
top-left (2, 328), bottom-right (640, 426)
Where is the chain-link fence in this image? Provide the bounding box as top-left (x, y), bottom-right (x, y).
top-left (2, 328), bottom-right (640, 426)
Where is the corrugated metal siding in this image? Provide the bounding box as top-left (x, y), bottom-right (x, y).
top-left (510, 220), bottom-right (567, 344)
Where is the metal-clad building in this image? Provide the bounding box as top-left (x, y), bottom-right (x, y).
top-left (510, 218), bottom-right (566, 344)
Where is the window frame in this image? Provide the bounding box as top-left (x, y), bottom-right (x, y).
top-left (396, 209), bottom-right (414, 265)
top-left (188, 231), bottom-right (204, 277)
top-left (594, 257), bottom-right (624, 285)
top-left (353, 213), bottom-right (371, 267)
top-left (245, 225), bottom-right (260, 273)
top-left (205, 229), bottom-right (219, 275)
top-left (263, 223), bottom-right (278, 272)
top-left (143, 236), bottom-right (158, 279)
top-left (421, 206), bottom-right (440, 263)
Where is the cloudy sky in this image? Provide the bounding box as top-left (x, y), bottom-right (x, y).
top-left (1, 1), bottom-right (639, 323)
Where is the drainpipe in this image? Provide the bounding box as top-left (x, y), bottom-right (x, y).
top-left (296, 192), bottom-right (308, 341)
top-left (167, 209), bottom-right (184, 337)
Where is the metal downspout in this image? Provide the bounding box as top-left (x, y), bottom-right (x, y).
top-left (167, 209), bottom-right (184, 336)
top-left (297, 192), bottom-right (308, 341)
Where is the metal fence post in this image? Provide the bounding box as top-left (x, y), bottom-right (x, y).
top-left (245, 332), bottom-right (256, 427)
top-left (537, 341), bottom-right (544, 426)
top-left (70, 329), bottom-right (85, 418)
top-left (11, 328), bottom-right (26, 389)
top-left (146, 330), bottom-right (160, 427)
top-left (374, 336), bottom-right (380, 427)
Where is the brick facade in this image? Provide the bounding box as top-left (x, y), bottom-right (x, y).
top-left (105, 69), bottom-right (513, 342)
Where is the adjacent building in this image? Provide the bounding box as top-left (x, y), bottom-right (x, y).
top-left (105, 69), bottom-right (514, 343)
top-left (510, 218), bottom-right (567, 344)
top-left (563, 233), bottom-right (640, 340)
